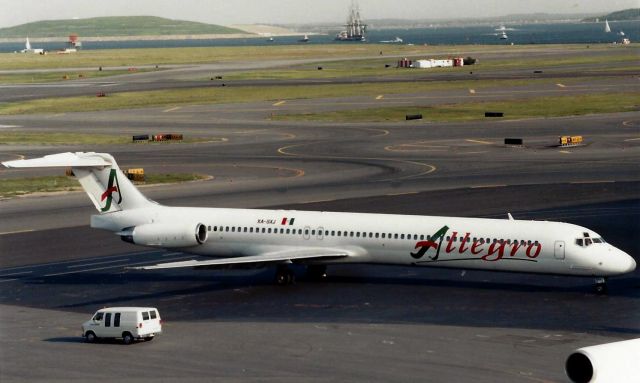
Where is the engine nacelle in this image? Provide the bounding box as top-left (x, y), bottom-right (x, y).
top-left (121, 223), bottom-right (208, 248)
top-left (565, 338), bottom-right (640, 383)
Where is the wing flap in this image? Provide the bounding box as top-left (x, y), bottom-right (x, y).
top-left (132, 248), bottom-right (349, 270)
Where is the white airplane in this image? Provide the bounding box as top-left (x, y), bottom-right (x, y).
top-left (3, 152), bottom-right (636, 292)
top-left (19, 37), bottom-right (44, 54)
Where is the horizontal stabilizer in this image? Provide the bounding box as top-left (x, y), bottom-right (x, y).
top-left (2, 152), bottom-right (111, 168)
top-left (132, 248), bottom-right (350, 270)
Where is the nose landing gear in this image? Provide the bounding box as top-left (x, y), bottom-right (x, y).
top-left (594, 277), bottom-right (608, 295)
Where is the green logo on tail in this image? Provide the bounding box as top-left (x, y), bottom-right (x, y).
top-left (100, 169), bottom-right (122, 212)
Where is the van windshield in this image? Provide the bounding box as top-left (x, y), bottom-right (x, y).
top-left (93, 312), bottom-right (104, 321)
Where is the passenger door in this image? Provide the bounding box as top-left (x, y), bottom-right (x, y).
top-left (554, 241), bottom-right (565, 260)
top-left (103, 312), bottom-right (113, 337)
top-left (303, 226), bottom-right (310, 240)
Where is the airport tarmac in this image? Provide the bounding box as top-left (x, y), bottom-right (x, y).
top-left (0, 45), bottom-right (639, 382)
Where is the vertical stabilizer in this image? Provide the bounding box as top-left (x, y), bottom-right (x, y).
top-left (2, 152), bottom-right (155, 213)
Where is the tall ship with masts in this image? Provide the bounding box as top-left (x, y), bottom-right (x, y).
top-left (335, 1), bottom-right (367, 42)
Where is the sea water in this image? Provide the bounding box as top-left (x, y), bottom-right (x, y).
top-left (0, 21), bottom-right (637, 52)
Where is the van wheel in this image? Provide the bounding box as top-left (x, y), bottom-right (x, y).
top-left (122, 332), bottom-right (134, 345)
top-left (85, 331), bottom-right (97, 343)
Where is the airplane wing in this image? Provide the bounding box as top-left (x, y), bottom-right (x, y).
top-left (132, 247), bottom-right (350, 270)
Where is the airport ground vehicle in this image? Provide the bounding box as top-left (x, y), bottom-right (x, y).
top-left (82, 307), bottom-right (162, 344)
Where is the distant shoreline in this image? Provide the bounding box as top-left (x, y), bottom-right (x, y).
top-left (0, 33), bottom-right (321, 43)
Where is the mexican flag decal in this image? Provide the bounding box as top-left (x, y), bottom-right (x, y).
top-left (281, 217), bottom-right (295, 225)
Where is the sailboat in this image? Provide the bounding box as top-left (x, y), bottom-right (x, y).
top-left (299, 34), bottom-right (309, 43)
top-left (604, 19), bottom-right (611, 33)
top-left (499, 31), bottom-right (508, 40)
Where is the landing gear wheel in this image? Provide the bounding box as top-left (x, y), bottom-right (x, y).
top-left (122, 332), bottom-right (134, 345)
top-left (594, 277), bottom-right (608, 295)
top-left (275, 265), bottom-right (295, 285)
top-left (307, 265), bottom-right (328, 281)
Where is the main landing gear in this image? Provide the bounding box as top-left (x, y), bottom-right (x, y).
top-left (275, 265), bottom-right (295, 286)
top-left (274, 265), bottom-right (329, 285)
top-left (594, 277), bottom-right (608, 295)
top-left (306, 265), bottom-right (328, 281)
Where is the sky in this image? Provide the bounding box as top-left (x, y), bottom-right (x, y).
top-left (1, 0), bottom-right (636, 28)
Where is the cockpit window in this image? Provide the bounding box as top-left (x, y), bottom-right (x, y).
top-left (592, 238), bottom-right (603, 243)
top-left (585, 238), bottom-right (592, 246)
top-left (575, 238), bottom-right (584, 246)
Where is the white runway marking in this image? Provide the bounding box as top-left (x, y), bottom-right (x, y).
top-left (67, 258), bottom-right (130, 269)
top-left (0, 229), bottom-right (34, 236)
top-left (43, 256), bottom-right (192, 277)
top-left (0, 271), bottom-right (33, 277)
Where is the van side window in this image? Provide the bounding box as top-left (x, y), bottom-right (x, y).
top-left (105, 313), bottom-right (112, 327)
top-left (93, 312), bottom-right (104, 321)
top-left (150, 311), bottom-right (157, 319)
top-left (114, 313), bottom-right (121, 327)
top-left (142, 312), bottom-right (150, 320)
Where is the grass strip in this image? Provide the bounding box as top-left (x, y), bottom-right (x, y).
top-left (225, 52), bottom-right (639, 81)
top-left (0, 69), bottom-right (156, 84)
top-left (0, 77), bottom-right (582, 115)
top-left (271, 93), bottom-right (640, 123)
top-left (0, 132), bottom-right (214, 145)
top-left (0, 132), bottom-right (130, 145)
top-left (0, 44), bottom-right (623, 71)
top-left (0, 173), bottom-right (207, 198)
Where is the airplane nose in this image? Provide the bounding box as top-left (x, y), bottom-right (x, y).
top-left (626, 256), bottom-right (637, 273)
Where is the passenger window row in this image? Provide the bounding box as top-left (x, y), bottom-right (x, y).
top-left (206, 225), bottom-right (538, 245)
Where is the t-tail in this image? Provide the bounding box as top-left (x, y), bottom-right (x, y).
top-left (2, 152), bottom-right (155, 213)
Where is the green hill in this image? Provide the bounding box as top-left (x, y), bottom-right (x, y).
top-left (582, 8), bottom-right (639, 22)
top-left (0, 16), bottom-right (248, 38)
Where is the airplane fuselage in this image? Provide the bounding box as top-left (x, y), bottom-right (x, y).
top-left (93, 206), bottom-right (636, 278)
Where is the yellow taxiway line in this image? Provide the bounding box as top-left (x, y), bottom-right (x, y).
top-left (465, 139), bottom-right (492, 145)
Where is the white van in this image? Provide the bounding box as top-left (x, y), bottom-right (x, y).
top-left (82, 307), bottom-right (162, 344)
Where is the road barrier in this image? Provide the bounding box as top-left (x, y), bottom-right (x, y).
top-left (151, 134), bottom-right (183, 142)
top-left (485, 112), bottom-right (504, 117)
top-left (559, 136), bottom-right (583, 147)
top-left (504, 138), bottom-right (523, 146)
top-left (125, 168), bottom-right (145, 182)
top-left (132, 134), bottom-right (149, 142)
top-left (406, 114), bottom-right (423, 121)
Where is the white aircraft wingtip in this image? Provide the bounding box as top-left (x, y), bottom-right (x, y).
top-left (508, 213), bottom-right (514, 220)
